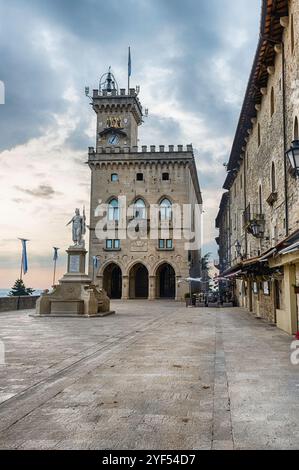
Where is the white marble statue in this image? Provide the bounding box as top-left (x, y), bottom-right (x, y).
top-left (66, 208), bottom-right (86, 246)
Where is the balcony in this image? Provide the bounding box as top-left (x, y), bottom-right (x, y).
top-left (243, 205), bottom-right (265, 239)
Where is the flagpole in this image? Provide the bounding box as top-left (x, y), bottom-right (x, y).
top-left (53, 258), bottom-right (57, 286)
top-left (52, 247), bottom-right (59, 286)
top-left (20, 253), bottom-right (23, 281)
top-left (128, 46), bottom-right (131, 94)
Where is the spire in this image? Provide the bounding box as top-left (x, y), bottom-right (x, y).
top-left (99, 67), bottom-right (118, 93)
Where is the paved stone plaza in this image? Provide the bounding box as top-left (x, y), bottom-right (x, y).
top-left (0, 301), bottom-right (298, 450)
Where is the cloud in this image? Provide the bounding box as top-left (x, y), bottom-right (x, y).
top-left (0, 0), bottom-right (262, 287)
top-left (15, 184), bottom-right (58, 199)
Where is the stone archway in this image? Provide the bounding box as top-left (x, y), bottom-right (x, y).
top-left (103, 263), bottom-right (122, 299)
top-left (129, 263), bottom-right (149, 299)
top-left (156, 263), bottom-right (176, 299)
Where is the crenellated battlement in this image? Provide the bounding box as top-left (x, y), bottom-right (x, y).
top-left (88, 144), bottom-right (193, 157)
top-left (92, 88), bottom-right (143, 113)
top-left (92, 88), bottom-right (139, 99)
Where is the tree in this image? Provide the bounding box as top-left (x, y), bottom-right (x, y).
top-left (9, 279), bottom-right (34, 297)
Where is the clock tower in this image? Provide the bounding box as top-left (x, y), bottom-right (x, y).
top-left (87, 67), bottom-right (203, 302)
top-left (92, 68), bottom-right (143, 149)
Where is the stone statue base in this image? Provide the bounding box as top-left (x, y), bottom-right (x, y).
top-left (33, 246), bottom-right (115, 318)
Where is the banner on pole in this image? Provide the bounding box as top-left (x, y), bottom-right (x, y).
top-left (19, 238), bottom-right (29, 275)
top-left (53, 247), bottom-right (59, 261)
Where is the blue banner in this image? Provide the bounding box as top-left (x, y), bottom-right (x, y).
top-left (20, 239), bottom-right (28, 275)
top-left (53, 247), bottom-right (59, 261)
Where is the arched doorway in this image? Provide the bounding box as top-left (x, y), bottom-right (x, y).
top-left (156, 263), bottom-right (176, 299)
top-left (103, 263), bottom-right (122, 299)
top-left (129, 263), bottom-right (149, 299)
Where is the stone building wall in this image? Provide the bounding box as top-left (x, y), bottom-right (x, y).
top-left (88, 147), bottom-right (202, 301)
top-left (216, 0), bottom-right (299, 332)
top-left (225, 0), bottom-right (299, 267)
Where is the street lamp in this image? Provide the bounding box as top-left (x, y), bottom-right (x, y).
top-left (286, 140), bottom-right (299, 177)
top-left (251, 221), bottom-right (263, 238)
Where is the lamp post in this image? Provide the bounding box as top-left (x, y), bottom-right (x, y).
top-left (286, 140), bottom-right (299, 177)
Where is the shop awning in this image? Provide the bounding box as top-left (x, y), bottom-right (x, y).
top-left (223, 270), bottom-right (242, 279)
top-left (259, 248), bottom-right (277, 262)
top-left (278, 241), bottom-right (299, 256)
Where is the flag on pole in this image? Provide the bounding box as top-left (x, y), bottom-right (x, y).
top-left (128, 46), bottom-right (132, 78)
top-left (19, 238), bottom-right (29, 275)
top-left (53, 247), bottom-right (59, 261)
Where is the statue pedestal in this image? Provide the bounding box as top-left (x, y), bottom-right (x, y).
top-left (60, 246), bottom-right (91, 285)
top-left (33, 246), bottom-right (115, 318)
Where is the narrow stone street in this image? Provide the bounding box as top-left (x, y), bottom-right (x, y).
top-left (0, 301), bottom-right (298, 450)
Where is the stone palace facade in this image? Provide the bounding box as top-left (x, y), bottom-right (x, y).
top-left (87, 71), bottom-right (202, 301)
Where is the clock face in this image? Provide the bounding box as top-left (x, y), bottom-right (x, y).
top-left (107, 133), bottom-right (119, 145)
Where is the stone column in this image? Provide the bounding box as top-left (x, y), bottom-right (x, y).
top-left (122, 275), bottom-right (129, 300)
top-left (176, 276), bottom-right (187, 302)
top-left (149, 275), bottom-right (156, 300)
top-left (96, 275), bottom-right (103, 290)
top-left (284, 264), bottom-right (297, 334)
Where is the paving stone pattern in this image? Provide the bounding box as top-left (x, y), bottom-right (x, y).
top-left (0, 301), bottom-right (298, 450)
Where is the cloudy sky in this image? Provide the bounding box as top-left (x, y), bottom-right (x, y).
top-left (0, 0), bottom-right (261, 289)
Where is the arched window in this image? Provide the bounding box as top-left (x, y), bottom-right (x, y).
top-left (258, 123), bottom-right (261, 147)
top-left (294, 117), bottom-right (299, 140)
top-left (108, 198), bottom-right (120, 221)
top-left (291, 15), bottom-right (295, 54)
top-left (270, 87), bottom-right (275, 117)
top-left (271, 162), bottom-right (276, 193)
top-left (160, 198), bottom-right (172, 221)
top-left (133, 198), bottom-right (146, 219)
